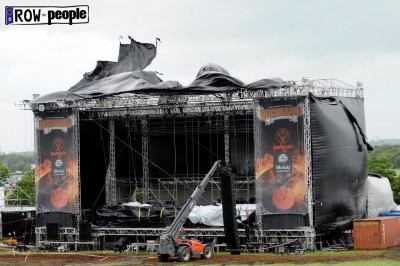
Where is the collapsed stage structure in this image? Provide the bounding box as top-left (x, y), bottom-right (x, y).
top-left (24, 38), bottom-right (370, 250)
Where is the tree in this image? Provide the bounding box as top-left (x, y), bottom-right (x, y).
top-left (0, 152), bottom-right (34, 173)
top-left (368, 156), bottom-right (397, 181)
top-left (134, 187), bottom-right (155, 203)
top-left (0, 163), bottom-right (10, 183)
top-left (394, 156), bottom-right (400, 169)
top-left (10, 169), bottom-right (35, 206)
top-left (391, 177), bottom-right (400, 204)
top-left (368, 145), bottom-right (400, 169)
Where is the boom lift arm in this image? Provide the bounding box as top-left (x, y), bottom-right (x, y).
top-left (157, 160), bottom-right (226, 261)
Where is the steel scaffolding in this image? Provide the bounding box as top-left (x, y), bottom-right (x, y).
top-left (23, 79), bottom-right (362, 114)
top-left (303, 96), bottom-right (314, 230)
top-left (141, 119), bottom-right (150, 202)
top-left (105, 119), bottom-right (116, 205)
top-left (34, 114), bottom-right (41, 246)
top-left (74, 109), bottom-right (82, 240)
top-left (24, 79), bottom-right (363, 250)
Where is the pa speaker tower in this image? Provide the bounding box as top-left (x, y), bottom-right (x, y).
top-left (220, 165), bottom-right (241, 255)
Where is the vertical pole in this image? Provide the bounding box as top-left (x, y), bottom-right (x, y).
top-left (224, 115), bottom-right (230, 166)
top-left (74, 109), bottom-right (81, 242)
top-left (34, 114), bottom-right (40, 246)
top-left (254, 100), bottom-right (263, 238)
top-left (106, 119), bottom-right (116, 205)
top-left (303, 95), bottom-right (315, 250)
top-left (224, 114), bottom-right (230, 203)
top-left (142, 119), bottom-right (149, 202)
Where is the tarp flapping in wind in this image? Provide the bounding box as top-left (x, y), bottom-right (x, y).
top-left (32, 38), bottom-right (289, 103)
top-left (69, 37), bottom-right (157, 92)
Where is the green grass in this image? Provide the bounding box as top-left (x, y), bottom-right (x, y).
top-left (250, 260), bottom-right (400, 266)
top-left (92, 259), bottom-right (400, 266)
top-left (394, 169), bottom-right (400, 176)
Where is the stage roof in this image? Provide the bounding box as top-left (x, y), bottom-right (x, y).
top-left (33, 38), bottom-right (289, 104)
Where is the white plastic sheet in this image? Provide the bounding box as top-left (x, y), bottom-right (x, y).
top-left (188, 204), bottom-right (256, 226)
top-left (367, 174), bottom-right (397, 218)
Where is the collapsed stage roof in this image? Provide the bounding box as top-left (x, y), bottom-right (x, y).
top-left (30, 37), bottom-right (371, 238)
top-left (33, 38), bottom-right (290, 104)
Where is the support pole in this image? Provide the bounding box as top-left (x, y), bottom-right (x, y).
top-left (254, 102), bottom-right (263, 239)
top-left (34, 114), bottom-right (40, 246)
top-left (303, 95), bottom-right (315, 250)
top-left (74, 109), bottom-right (82, 241)
top-left (224, 115), bottom-right (230, 166)
top-left (142, 119), bottom-right (149, 202)
top-left (106, 119), bottom-right (116, 205)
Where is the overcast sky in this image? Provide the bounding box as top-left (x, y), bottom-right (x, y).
top-left (0, 0), bottom-right (399, 153)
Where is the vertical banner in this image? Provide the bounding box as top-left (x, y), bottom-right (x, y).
top-left (35, 110), bottom-right (79, 214)
top-left (255, 98), bottom-right (307, 215)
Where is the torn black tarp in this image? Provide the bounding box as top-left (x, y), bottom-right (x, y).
top-left (310, 95), bottom-right (369, 233)
top-left (246, 78), bottom-right (292, 90)
top-left (32, 91), bottom-right (88, 104)
top-left (32, 38), bottom-right (290, 104)
top-left (67, 71), bottom-right (181, 97)
top-left (184, 63), bottom-right (245, 92)
top-left (69, 37), bottom-right (157, 91)
top-left (110, 37), bottom-right (157, 75)
top-left (94, 204), bottom-right (178, 228)
top-left (69, 61), bottom-right (116, 92)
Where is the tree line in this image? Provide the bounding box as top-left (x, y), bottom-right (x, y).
top-left (368, 144), bottom-right (400, 203)
top-left (0, 145), bottom-right (400, 206)
top-left (0, 152), bottom-right (34, 173)
top-left (0, 152), bottom-right (35, 206)
top-left (368, 144), bottom-right (400, 169)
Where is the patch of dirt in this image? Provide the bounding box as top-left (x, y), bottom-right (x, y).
top-left (143, 246), bottom-right (400, 264)
top-left (0, 252), bottom-right (148, 265)
top-left (0, 246), bottom-right (399, 265)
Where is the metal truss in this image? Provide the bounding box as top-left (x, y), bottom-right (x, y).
top-left (253, 103), bottom-right (263, 236)
top-left (81, 102), bottom-right (255, 120)
top-left (23, 78), bottom-right (362, 114)
top-left (36, 226), bottom-right (313, 249)
top-left (73, 109), bottom-right (82, 241)
top-left (35, 227), bottom-right (77, 243)
top-left (141, 119), bottom-right (149, 201)
top-left (0, 205), bottom-right (34, 212)
top-left (35, 227), bottom-right (98, 250)
top-left (260, 228), bottom-right (315, 250)
top-left (92, 226), bottom-right (314, 249)
top-left (34, 115), bottom-right (40, 246)
top-left (302, 97), bottom-right (314, 230)
top-left (224, 115), bottom-right (230, 166)
top-left (26, 78), bottom-right (361, 248)
top-left (35, 226), bottom-right (77, 235)
top-left (92, 227), bottom-right (246, 238)
top-left (105, 120), bottom-right (116, 205)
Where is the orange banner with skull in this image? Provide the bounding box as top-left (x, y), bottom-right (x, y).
top-left (35, 110), bottom-right (79, 214)
top-left (256, 98), bottom-right (307, 214)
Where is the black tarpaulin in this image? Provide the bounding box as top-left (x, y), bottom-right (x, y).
top-left (310, 95), bottom-right (368, 233)
top-left (69, 61), bottom-right (116, 92)
top-left (69, 37), bottom-right (157, 91)
top-left (32, 91), bottom-right (88, 104)
top-left (185, 63), bottom-right (244, 92)
top-left (67, 71), bottom-right (180, 97)
top-left (32, 39), bottom-right (290, 104)
top-left (246, 78), bottom-right (291, 90)
top-left (114, 37), bottom-right (157, 72)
